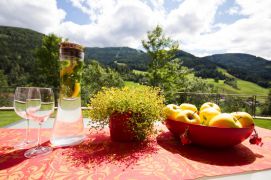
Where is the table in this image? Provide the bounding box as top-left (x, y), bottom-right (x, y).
top-left (1, 127), bottom-right (271, 179)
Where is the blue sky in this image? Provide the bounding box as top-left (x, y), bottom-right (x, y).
top-left (57, 0), bottom-right (90, 25)
top-left (214, 0), bottom-right (247, 24)
top-left (58, 0), bottom-right (244, 27)
top-left (0, 0), bottom-right (271, 59)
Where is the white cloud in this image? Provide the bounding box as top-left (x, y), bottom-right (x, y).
top-left (70, 0), bottom-right (117, 22)
top-left (0, 0), bottom-right (65, 33)
top-left (56, 0), bottom-right (157, 48)
top-left (165, 0), bottom-right (225, 42)
top-left (64, 0), bottom-right (225, 49)
top-left (0, 0), bottom-right (271, 59)
top-left (227, 6), bottom-right (240, 15)
top-left (186, 0), bottom-right (271, 59)
top-left (148, 0), bottom-right (164, 11)
top-left (235, 0), bottom-right (271, 18)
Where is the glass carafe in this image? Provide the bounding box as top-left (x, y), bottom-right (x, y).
top-left (50, 42), bottom-right (85, 147)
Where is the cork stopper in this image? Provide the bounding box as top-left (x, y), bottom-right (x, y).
top-left (60, 41), bottom-right (84, 59)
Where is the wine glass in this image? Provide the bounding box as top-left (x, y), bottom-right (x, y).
top-left (24, 87), bottom-right (55, 158)
top-left (13, 87), bottom-right (37, 149)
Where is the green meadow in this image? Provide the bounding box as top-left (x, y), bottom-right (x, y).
top-left (206, 78), bottom-right (269, 95)
top-left (0, 110), bottom-right (270, 129)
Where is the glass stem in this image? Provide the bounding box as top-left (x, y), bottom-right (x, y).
top-left (37, 123), bottom-right (42, 148)
top-left (26, 119), bottom-right (30, 142)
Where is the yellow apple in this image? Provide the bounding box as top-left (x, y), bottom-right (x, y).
top-left (164, 104), bottom-right (182, 120)
top-left (175, 110), bottom-right (201, 125)
top-left (200, 102), bottom-right (221, 113)
top-left (199, 107), bottom-right (221, 125)
top-left (231, 112), bottom-right (254, 128)
top-left (179, 103), bottom-right (198, 113)
top-left (209, 113), bottom-right (242, 128)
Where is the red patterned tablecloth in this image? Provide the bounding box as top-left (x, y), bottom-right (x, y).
top-left (1, 126), bottom-right (271, 179)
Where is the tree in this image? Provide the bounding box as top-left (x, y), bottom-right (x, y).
top-left (142, 26), bottom-right (212, 103)
top-left (154, 59), bottom-right (191, 103)
top-left (35, 34), bottom-right (62, 88)
top-left (0, 70), bottom-right (8, 87)
top-left (81, 60), bottom-right (124, 105)
top-left (0, 70), bottom-right (10, 106)
top-left (8, 63), bottom-right (28, 86)
top-left (224, 77), bottom-right (238, 89)
top-left (262, 89), bottom-right (271, 116)
top-left (142, 25), bottom-right (179, 87)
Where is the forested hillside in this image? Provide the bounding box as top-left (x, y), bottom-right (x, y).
top-left (175, 51), bottom-right (226, 80)
top-left (203, 54), bottom-right (271, 88)
top-left (0, 26), bottom-right (270, 90)
top-left (0, 26), bottom-right (43, 86)
top-left (84, 47), bottom-right (150, 70)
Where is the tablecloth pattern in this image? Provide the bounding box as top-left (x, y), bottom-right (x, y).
top-left (1, 126), bottom-right (271, 179)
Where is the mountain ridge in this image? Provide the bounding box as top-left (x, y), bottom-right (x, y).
top-left (0, 26), bottom-right (270, 88)
top-left (202, 53), bottom-right (271, 87)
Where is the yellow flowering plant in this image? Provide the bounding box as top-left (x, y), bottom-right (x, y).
top-left (88, 85), bottom-right (165, 141)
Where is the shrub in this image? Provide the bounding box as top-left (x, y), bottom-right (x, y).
top-left (88, 85), bottom-right (165, 140)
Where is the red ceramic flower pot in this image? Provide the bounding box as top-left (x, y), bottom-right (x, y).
top-left (165, 119), bottom-right (254, 148)
top-left (109, 112), bottom-right (137, 142)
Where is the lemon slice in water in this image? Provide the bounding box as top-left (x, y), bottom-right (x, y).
top-left (71, 82), bottom-right (80, 98)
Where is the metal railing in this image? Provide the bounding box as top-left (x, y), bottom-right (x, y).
top-left (1, 87), bottom-right (270, 117)
top-left (0, 86), bottom-right (88, 106)
top-left (175, 92), bottom-right (270, 117)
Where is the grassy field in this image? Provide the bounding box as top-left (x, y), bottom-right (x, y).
top-left (217, 67), bottom-right (234, 78)
top-left (254, 119), bottom-right (271, 130)
top-left (0, 111), bottom-right (21, 127)
top-left (124, 81), bottom-right (141, 87)
top-left (209, 68), bottom-right (269, 95)
top-left (186, 68), bottom-right (269, 96)
top-left (132, 68), bottom-right (269, 96)
top-left (0, 110), bottom-right (86, 127)
top-left (132, 69), bottom-right (148, 75)
top-left (206, 78), bottom-right (269, 95)
top-left (1, 110), bottom-right (271, 129)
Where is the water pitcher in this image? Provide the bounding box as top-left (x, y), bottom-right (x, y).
top-left (50, 42), bottom-right (85, 147)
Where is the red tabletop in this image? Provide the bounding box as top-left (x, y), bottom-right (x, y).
top-left (1, 126), bottom-right (271, 179)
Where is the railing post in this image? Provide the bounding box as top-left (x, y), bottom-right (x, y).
top-left (252, 95), bottom-right (256, 117)
top-left (216, 93), bottom-right (220, 105)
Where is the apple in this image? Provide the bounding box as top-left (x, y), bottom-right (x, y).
top-left (199, 107), bottom-right (221, 125)
top-left (231, 112), bottom-right (254, 128)
top-left (164, 104), bottom-right (182, 120)
top-left (209, 113), bottom-right (242, 128)
top-left (179, 103), bottom-right (198, 113)
top-left (175, 110), bottom-right (201, 125)
top-left (200, 102), bottom-right (221, 113)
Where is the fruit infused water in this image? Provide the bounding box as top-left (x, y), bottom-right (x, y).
top-left (50, 42), bottom-right (85, 147)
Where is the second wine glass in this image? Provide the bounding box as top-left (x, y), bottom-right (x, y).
top-left (24, 87), bottom-right (55, 158)
top-left (13, 87), bottom-right (37, 149)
